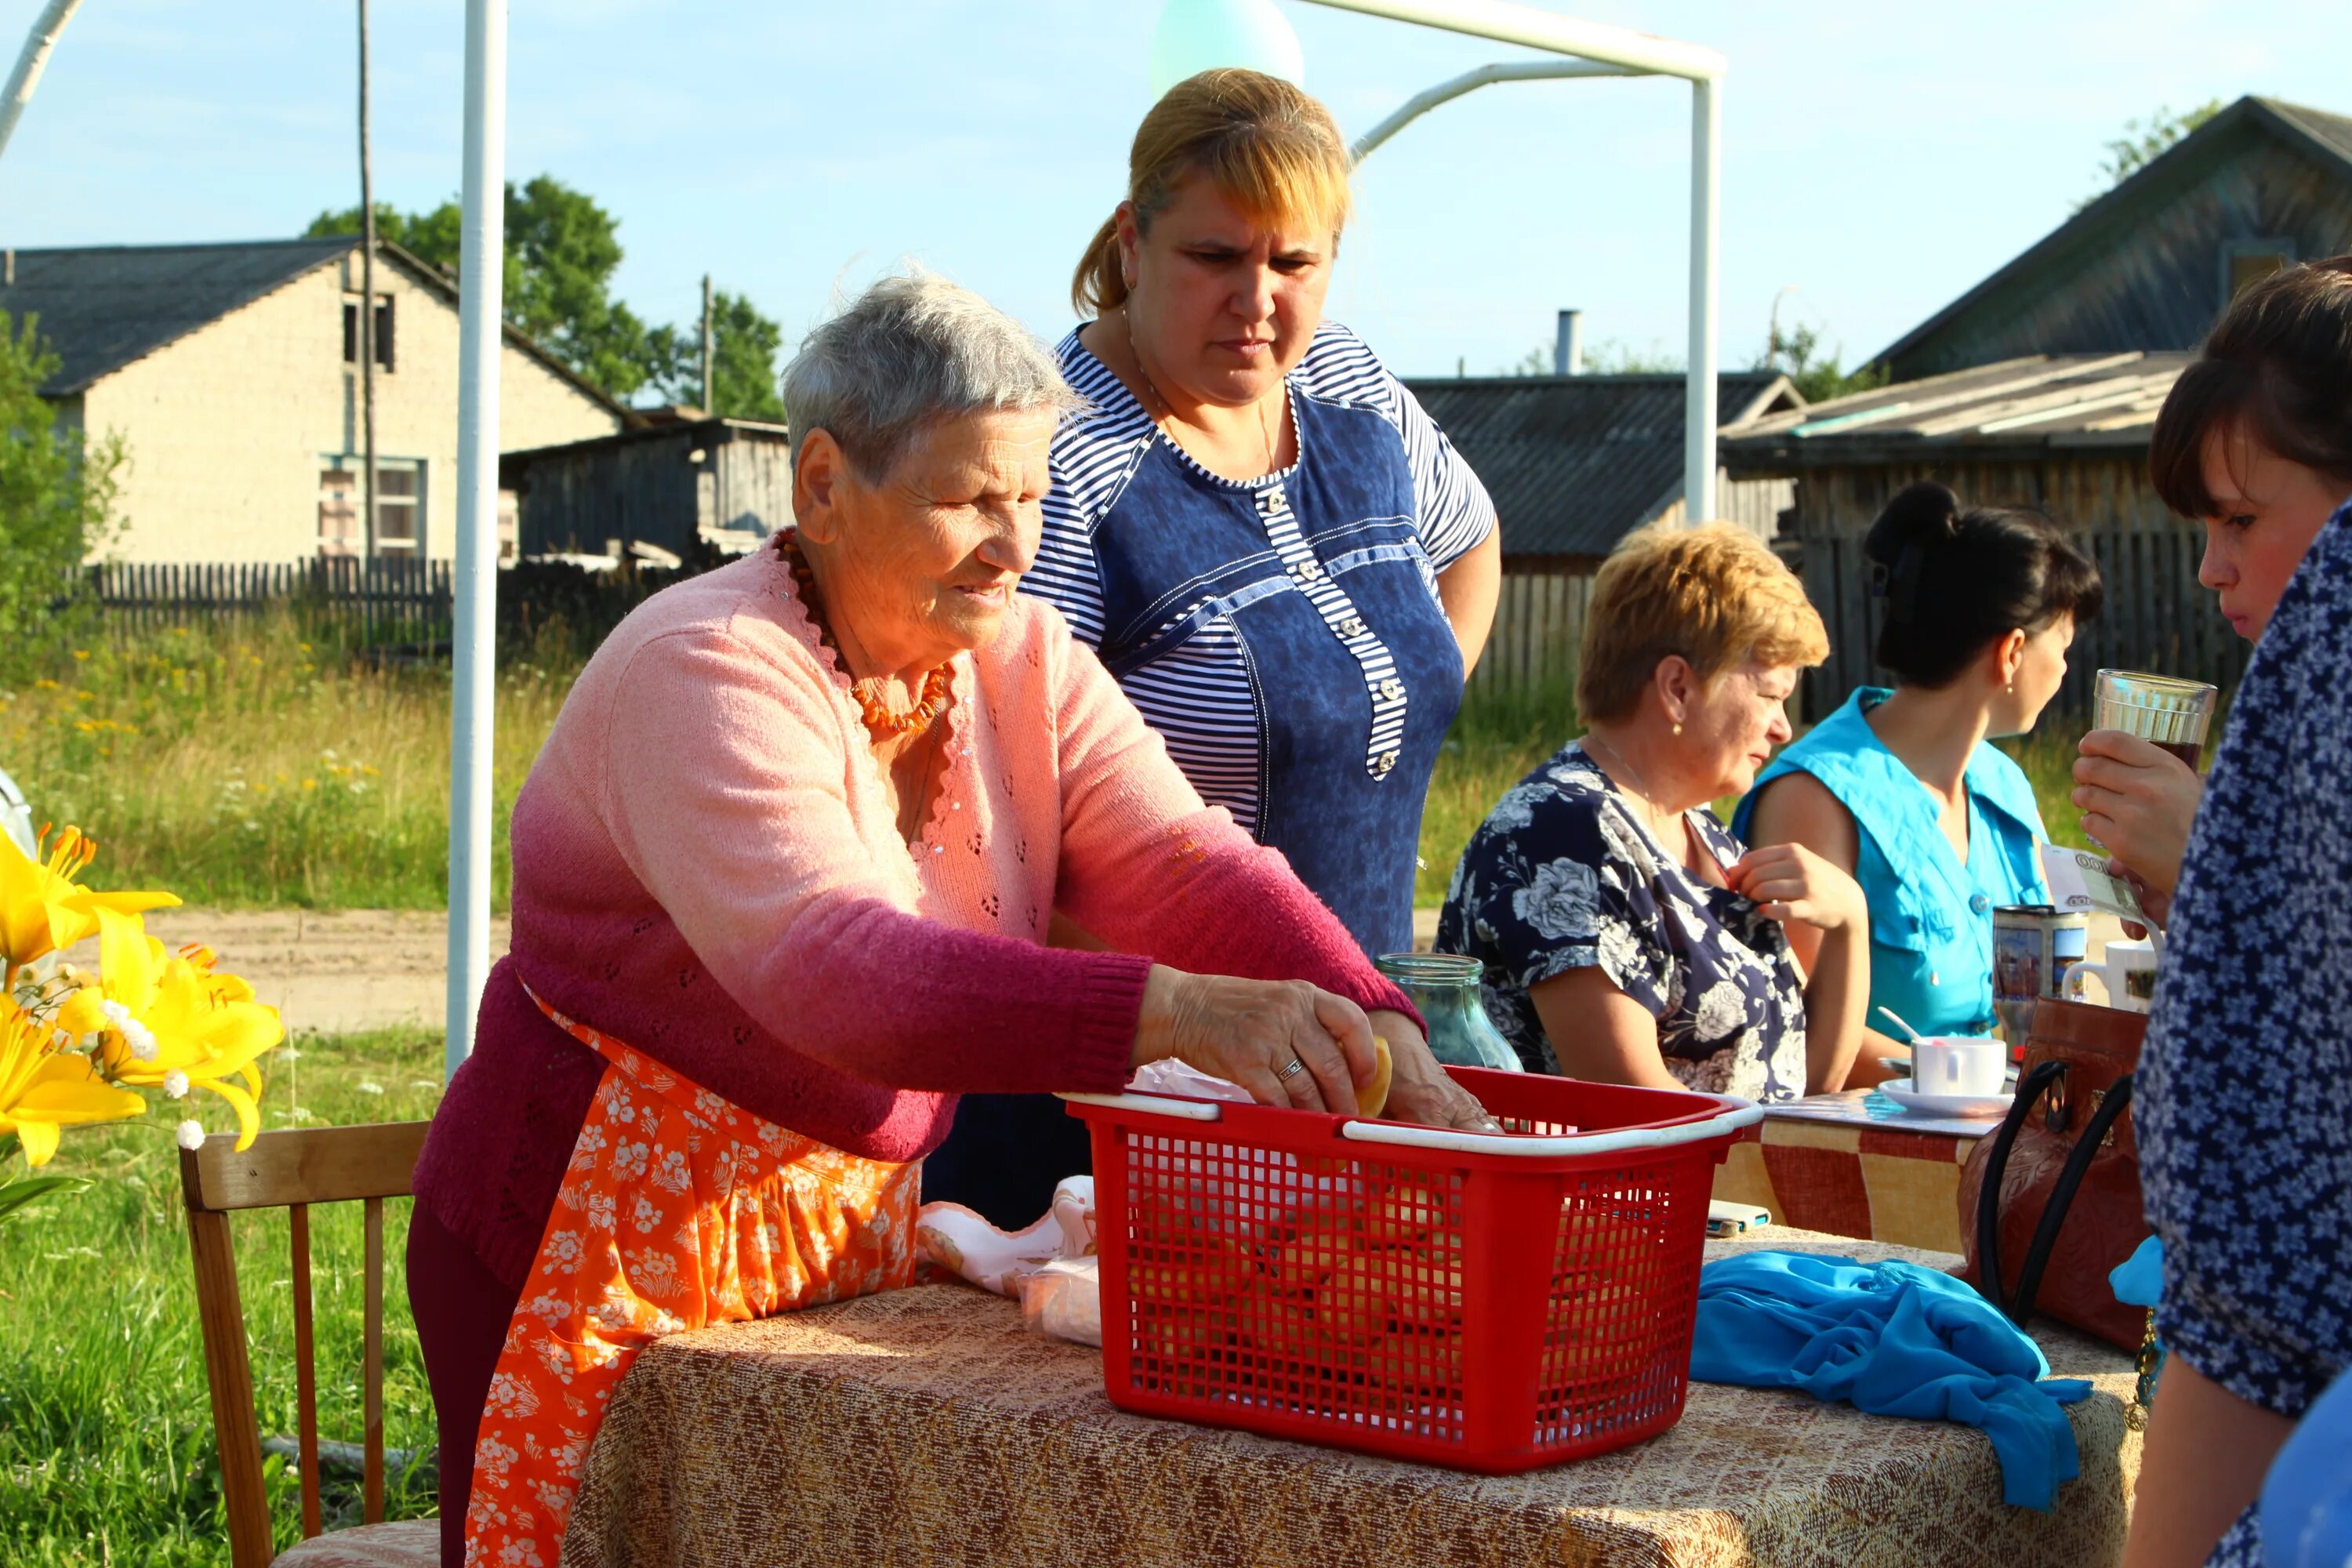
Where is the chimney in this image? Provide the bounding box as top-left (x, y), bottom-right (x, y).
top-left (4, 249), bottom-right (13, 287)
top-left (1554, 309), bottom-right (1584, 376)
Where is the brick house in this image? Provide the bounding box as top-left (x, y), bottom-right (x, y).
top-left (2, 236), bottom-right (629, 563)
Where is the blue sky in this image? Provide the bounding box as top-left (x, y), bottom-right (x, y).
top-left (1, 2), bottom-right (2341, 382)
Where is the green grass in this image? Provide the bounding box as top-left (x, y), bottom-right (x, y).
top-left (2, 615), bottom-right (573, 910)
top-left (0, 1029), bottom-right (443, 1566)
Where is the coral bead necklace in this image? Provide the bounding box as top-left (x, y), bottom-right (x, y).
top-left (775, 532), bottom-right (953, 736)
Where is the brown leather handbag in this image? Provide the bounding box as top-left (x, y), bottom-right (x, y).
top-left (1957, 996), bottom-right (2151, 1351)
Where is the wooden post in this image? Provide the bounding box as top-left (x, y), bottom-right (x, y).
top-left (289, 1204), bottom-right (322, 1538)
top-left (183, 1199), bottom-right (274, 1568)
top-left (363, 1195), bottom-right (385, 1523)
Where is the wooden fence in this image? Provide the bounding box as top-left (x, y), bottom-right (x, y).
top-left (93, 558), bottom-right (456, 647)
top-left (1797, 529), bottom-right (2245, 719)
top-left (1468, 568), bottom-right (1589, 702)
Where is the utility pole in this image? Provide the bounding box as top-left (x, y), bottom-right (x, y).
top-left (700, 274), bottom-right (714, 416)
top-left (358, 0), bottom-right (378, 561)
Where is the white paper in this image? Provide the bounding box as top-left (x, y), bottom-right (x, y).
top-left (2040, 844), bottom-right (2147, 923)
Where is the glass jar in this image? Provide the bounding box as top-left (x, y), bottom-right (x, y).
top-left (1373, 953), bottom-right (1522, 1073)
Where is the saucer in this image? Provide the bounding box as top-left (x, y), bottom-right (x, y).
top-left (1878, 1077), bottom-right (2013, 1120)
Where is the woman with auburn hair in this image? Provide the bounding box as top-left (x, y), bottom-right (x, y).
top-left (1436, 524), bottom-right (1869, 1101)
top-left (2075, 256), bottom-right (2352, 924)
top-left (927, 68), bottom-right (1503, 1224)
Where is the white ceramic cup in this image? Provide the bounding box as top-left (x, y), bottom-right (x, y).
top-left (2065, 938), bottom-right (2160, 1014)
top-left (1910, 1036), bottom-right (2008, 1098)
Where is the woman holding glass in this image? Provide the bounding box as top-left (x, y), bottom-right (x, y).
top-left (2076, 256), bottom-right (2352, 923)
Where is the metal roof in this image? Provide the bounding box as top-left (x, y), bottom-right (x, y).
top-left (1, 237), bottom-right (356, 394)
top-left (1403, 371), bottom-right (1795, 558)
top-left (1719, 352), bottom-right (2191, 472)
top-left (1874, 96), bottom-right (2352, 371)
top-left (0, 235), bottom-right (630, 421)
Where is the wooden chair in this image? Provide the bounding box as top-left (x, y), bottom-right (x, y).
top-left (181, 1122), bottom-right (441, 1568)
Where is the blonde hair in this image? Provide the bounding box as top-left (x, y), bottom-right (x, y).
top-left (1071, 69), bottom-right (1352, 318)
top-left (1576, 522), bottom-right (1830, 725)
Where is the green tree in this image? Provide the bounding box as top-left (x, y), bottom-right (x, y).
top-left (2083, 100), bottom-right (2224, 203)
top-left (1757, 320), bottom-right (1886, 405)
top-left (0, 313), bottom-right (122, 673)
top-left (308, 176), bottom-right (658, 397)
top-left (645, 289), bottom-right (787, 422)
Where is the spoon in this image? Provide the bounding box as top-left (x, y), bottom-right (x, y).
top-left (1875, 1006), bottom-right (1926, 1043)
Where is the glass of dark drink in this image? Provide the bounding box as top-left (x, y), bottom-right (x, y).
top-left (2092, 669), bottom-right (2218, 771)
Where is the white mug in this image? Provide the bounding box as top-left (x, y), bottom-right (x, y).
top-left (2065, 938), bottom-right (2159, 1014)
top-left (1911, 1036), bottom-right (2007, 1098)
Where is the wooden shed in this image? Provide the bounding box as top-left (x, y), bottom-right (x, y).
top-left (499, 416), bottom-right (793, 564)
top-left (1403, 372), bottom-right (1802, 695)
top-left (1878, 96), bottom-right (2352, 379)
top-left (1719, 353), bottom-right (2246, 717)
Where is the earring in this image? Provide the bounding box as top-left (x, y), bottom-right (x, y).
top-left (1672, 721), bottom-right (1684, 736)
top-left (2006, 677), bottom-right (2016, 695)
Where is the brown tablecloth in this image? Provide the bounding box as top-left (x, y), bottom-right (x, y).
top-left (558, 1232), bottom-right (2140, 1568)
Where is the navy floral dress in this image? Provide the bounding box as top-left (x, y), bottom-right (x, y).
top-left (1436, 742), bottom-right (1809, 1100)
top-left (2139, 499), bottom-right (2352, 1568)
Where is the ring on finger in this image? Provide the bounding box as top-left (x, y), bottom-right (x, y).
top-left (1276, 1054), bottom-right (1308, 1081)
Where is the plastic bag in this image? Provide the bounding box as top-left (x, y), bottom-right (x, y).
top-left (1017, 1257), bottom-right (1102, 1348)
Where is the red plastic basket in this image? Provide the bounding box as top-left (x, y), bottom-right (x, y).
top-left (1064, 1068), bottom-right (1762, 1473)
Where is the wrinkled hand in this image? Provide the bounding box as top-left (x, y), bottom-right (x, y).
top-left (2074, 730), bottom-right (2202, 899)
top-left (1725, 842), bottom-right (1865, 931)
top-left (1134, 966), bottom-right (1374, 1114)
top-left (1368, 1011), bottom-right (1503, 1132)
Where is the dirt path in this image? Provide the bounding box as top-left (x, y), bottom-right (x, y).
top-left (143, 908), bottom-right (510, 1036)
top-left (151, 906), bottom-right (2127, 1039)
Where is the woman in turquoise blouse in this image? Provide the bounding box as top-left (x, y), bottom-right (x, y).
top-left (1736, 482), bottom-right (2101, 1065)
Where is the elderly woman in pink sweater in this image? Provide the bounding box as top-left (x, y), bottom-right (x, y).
top-left (408, 273), bottom-right (1486, 1567)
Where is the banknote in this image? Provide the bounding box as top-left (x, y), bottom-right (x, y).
top-left (2040, 844), bottom-right (2147, 923)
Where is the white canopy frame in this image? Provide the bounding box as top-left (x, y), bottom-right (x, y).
top-left (442, 0), bottom-right (1726, 1072)
top-left (1302, 0), bottom-right (1725, 521)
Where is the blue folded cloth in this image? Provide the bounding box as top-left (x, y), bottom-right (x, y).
top-left (1691, 1251), bottom-right (2094, 1509)
top-left (2110, 1236), bottom-right (2163, 1308)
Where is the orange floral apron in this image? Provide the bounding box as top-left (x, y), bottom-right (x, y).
top-left (464, 984), bottom-right (920, 1567)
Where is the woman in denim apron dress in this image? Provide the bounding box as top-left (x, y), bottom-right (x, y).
top-left (921, 70), bottom-right (1501, 1225)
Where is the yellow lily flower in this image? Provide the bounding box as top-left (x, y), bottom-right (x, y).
top-left (60, 909), bottom-right (278, 1151)
top-left (0, 997), bottom-right (144, 1166)
top-left (0, 826), bottom-right (179, 976)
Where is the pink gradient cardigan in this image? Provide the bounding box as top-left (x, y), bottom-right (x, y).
top-left (413, 545), bottom-right (1417, 1290)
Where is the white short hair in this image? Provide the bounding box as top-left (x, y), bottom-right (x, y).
top-left (782, 270), bottom-right (1080, 481)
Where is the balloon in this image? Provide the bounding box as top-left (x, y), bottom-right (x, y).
top-left (1147, 0), bottom-right (1305, 101)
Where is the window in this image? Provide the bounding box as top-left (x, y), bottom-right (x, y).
top-left (341, 295), bottom-right (395, 371)
top-left (2221, 239), bottom-right (2294, 303)
top-left (318, 459), bottom-right (424, 557)
top-left (373, 463), bottom-right (421, 554)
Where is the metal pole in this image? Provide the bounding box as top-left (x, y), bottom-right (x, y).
top-left (1685, 76), bottom-right (1721, 524)
top-left (1350, 57), bottom-right (1632, 164)
top-left (701, 274), bottom-right (714, 416)
top-left (448, 0), bottom-right (507, 1076)
top-left (0, 0), bottom-right (82, 166)
top-left (359, 0), bottom-right (377, 561)
top-left (1298, 0), bottom-right (1723, 79)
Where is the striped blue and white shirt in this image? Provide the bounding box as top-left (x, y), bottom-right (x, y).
top-left (1026, 321), bottom-right (1496, 844)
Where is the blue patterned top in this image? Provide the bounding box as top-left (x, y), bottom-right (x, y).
top-left (1436, 742), bottom-right (1809, 1100)
top-left (2139, 498), bottom-right (2352, 1567)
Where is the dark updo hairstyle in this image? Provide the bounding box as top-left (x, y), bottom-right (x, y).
top-left (2148, 256), bottom-right (2352, 517)
top-left (1864, 481), bottom-right (2104, 689)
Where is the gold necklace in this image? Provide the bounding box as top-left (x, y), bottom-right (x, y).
top-left (1583, 732), bottom-right (1686, 853)
top-left (1123, 311), bottom-right (1281, 475)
